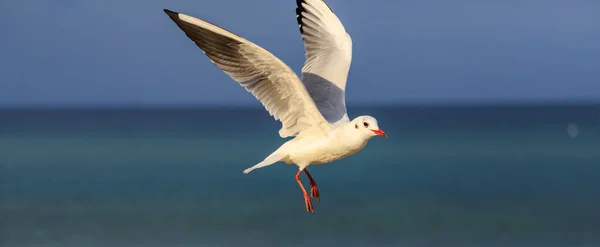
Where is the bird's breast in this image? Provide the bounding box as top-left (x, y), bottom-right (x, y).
top-left (288, 135), bottom-right (367, 165)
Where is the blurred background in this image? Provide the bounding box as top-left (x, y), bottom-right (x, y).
top-left (1, 0), bottom-right (599, 246)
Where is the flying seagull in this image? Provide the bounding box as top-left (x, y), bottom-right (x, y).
top-left (163, 0), bottom-right (387, 214)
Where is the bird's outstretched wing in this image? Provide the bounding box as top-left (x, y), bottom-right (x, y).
top-left (296, 0), bottom-right (353, 124)
top-left (164, 9), bottom-right (330, 138)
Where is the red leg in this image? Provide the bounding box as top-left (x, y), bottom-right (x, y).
top-left (295, 170), bottom-right (314, 213)
top-left (303, 169), bottom-right (320, 201)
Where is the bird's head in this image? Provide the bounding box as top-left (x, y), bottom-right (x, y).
top-left (351, 115), bottom-right (387, 139)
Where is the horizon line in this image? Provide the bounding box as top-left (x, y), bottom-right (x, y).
top-left (1, 100), bottom-right (599, 110)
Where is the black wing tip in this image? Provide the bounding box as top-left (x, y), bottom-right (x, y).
top-left (295, 0), bottom-right (335, 35)
top-left (295, 0), bottom-right (306, 34)
top-left (164, 9), bottom-right (179, 18)
top-left (296, 0), bottom-right (334, 12)
top-left (296, 0), bottom-right (306, 14)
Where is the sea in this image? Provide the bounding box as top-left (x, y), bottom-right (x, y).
top-left (1, 104), bottom-right (599, 247)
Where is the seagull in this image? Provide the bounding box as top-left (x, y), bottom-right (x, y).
top-left (164, 0), bottom-right (387, 214)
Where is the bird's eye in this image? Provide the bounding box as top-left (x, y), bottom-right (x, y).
top-left (363, 122), bottom-right (369, 128)
top-left (355, 124), bottom-right (358, 129)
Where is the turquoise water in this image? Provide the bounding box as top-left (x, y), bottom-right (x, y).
top-left (1, 105), bottom-right (599, 246)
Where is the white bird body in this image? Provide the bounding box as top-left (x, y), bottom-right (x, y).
top-left (284, 128), bottom-right (368, 165)
top-left (164, 0), bottom-right (387, 213)
top-left (244, 117), bottom-right (381, 175)
top-left (283, 128), bottom-right (367, 166)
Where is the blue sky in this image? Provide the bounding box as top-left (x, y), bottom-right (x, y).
top-left (1, 0), bottom-right (599, 107)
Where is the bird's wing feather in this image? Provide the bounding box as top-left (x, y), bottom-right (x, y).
top-left (164, 9), bottom-right (330, 138)
top-left (296, 0), bottom-right (353, 124)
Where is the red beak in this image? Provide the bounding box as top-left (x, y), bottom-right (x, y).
top-left (371, 129), bottom-right (387, 138)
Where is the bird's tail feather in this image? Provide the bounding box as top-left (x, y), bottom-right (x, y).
top-left (243, 153), bottom-right (286, 174)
